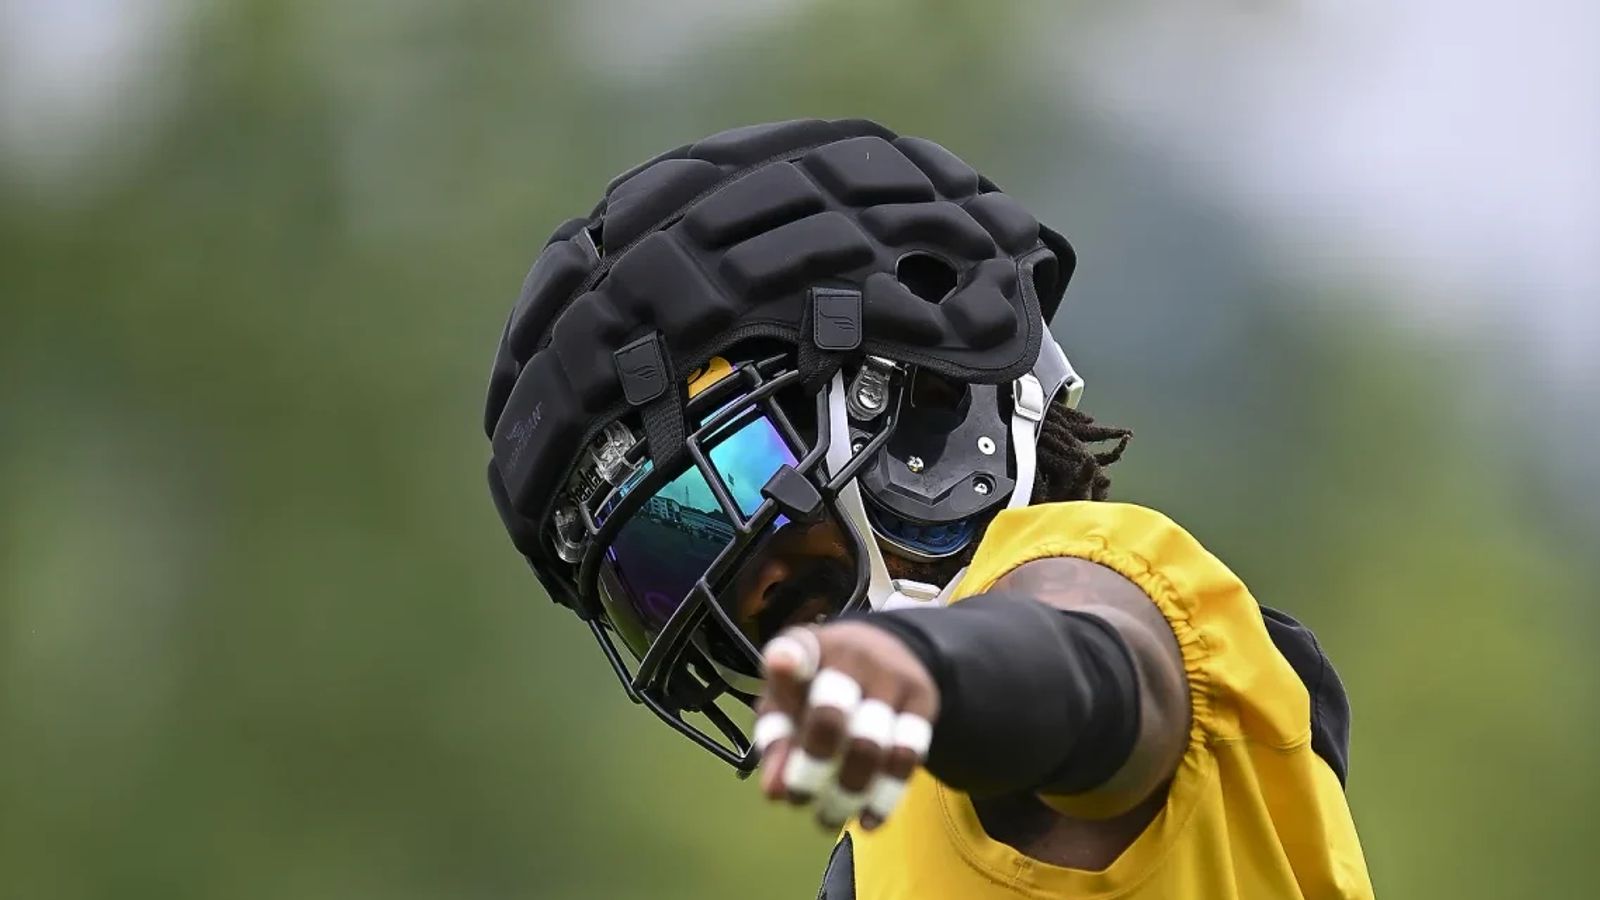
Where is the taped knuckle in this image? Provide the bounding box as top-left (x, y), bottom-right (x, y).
top-left (838, 744), bottom-right (882, 791)
top-left (803, 709), bottom-right (847, 752)
top-left (843, 736), bottom-right (883, 769)
top-left (884, 747), bottom-right (920, 779)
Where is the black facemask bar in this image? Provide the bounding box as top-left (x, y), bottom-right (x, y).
top-left (559, 355), bottom-right (899, 773)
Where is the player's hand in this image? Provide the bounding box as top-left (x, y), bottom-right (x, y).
top-left (753, 621), bottom-right (939, 831)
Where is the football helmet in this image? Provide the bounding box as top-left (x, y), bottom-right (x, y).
top-left (483, 119), bottom-right (1082, 772)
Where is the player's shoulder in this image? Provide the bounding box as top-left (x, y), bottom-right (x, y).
top-left (967, 501), bottom-right (1353, 782)
top-left (1259, 605), bottom-right (1353, 784)
top-left (966, 500), bottom-right (1236, 591)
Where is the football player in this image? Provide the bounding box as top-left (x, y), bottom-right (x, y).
top-left (483, 119), bottom-right (1373, 898)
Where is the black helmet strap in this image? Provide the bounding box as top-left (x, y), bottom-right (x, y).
top-left (614, 331), bottom-right (689, 474)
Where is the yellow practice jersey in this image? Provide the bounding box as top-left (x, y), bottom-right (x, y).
top-left (829, 502), bottom-right (1374, 900)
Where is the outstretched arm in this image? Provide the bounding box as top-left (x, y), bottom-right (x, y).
top-left (991, 557), bottom-right (1189, 817)
top-left (753, 557), bottom-right (1189, 828)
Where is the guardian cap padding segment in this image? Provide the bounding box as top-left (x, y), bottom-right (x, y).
top-left (485, 118), bottom-right (1075, 565)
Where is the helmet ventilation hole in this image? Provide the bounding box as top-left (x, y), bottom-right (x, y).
top-left (896, 252), bottom-right (958, 303)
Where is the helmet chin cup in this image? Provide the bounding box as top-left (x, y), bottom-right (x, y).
top-left (880, 571), bottom-right (968, 611)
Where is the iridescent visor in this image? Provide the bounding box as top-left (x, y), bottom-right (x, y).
top-left (597, 410), bottom-right (857, 679)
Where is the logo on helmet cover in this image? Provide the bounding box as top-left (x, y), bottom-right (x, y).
top-left (614, 334), bottom-right (668, 406)
top-left (812, 288), bottom-right (863, 351)
top-left (503, 401), bottom-right (543, 469)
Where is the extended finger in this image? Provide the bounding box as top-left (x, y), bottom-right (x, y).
top-left (859, 687), bottom-right (937, 829)
top-left (762, 628), bottom-right (819, 706)
top-left (835, 698), bottom-right (894, 794)
top-left (784, 667), bottom-right (860, 803)
top-left (816, 697), bottom-right (895, 828)
top-left (758, 629), bottom-right (820, 798)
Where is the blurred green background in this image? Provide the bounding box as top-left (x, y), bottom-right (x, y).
top-left (3, 1), bottom-right (1597, 898)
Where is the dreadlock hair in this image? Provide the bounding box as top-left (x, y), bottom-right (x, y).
top-left (884, 399), bottom-right (1133, 586)
top-left (1030, 403), bottom-right (1133, 504)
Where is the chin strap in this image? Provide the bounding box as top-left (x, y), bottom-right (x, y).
top-left (825, 372), bottom-right (896, 609)
top-left (1009, 374), bottom-right (1046, 511)
top-left (1007, 334), bottom-right (1083, 510)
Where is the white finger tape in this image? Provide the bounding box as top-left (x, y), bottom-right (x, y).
top-left (847, 699), bottom-right (895, 748)
top-left (807, 668), bottom-right (863, 714)
top-left (866, 776), bottom-right (908, 819)
top-left (892, 712), bottom-right (933, 759)
top-left (763, 630), bottom-right (821, 681)
top-left (782, 749), bottom-right (835, 796)
top-left (752, 712), bottom-right (794, 756)
top-left (817, 786), bottom-right (869, 825)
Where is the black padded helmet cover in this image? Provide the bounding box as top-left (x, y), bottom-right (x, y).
top-left (484, 118), bottom-right (1076, 565)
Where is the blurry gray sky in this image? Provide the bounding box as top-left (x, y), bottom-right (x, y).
top-left (6, 0), bottom-right (1593, 398)
top-left (7, 0), bottom-right (1593, 389)
top-left (1050, 0), bottom-right (1600, 385)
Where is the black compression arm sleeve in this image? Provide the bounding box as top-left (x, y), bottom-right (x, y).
top-left (861, 592), bottom-right (1141, 797)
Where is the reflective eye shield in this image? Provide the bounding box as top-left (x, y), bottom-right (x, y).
top-left (565, 357), bottom-right (896, 771)
top-left (596, 404), bottom-right (817, 679)
top-left (598, 412), bottom-right (792, 636)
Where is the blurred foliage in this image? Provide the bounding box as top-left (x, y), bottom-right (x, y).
top-left (2, 1), bottom-right (1596, 898)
